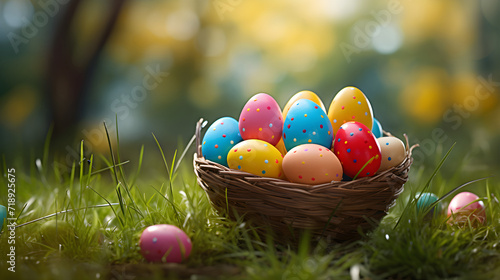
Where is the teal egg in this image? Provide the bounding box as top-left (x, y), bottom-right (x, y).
top-left (372, 118), bottom-right (383, 138)
top-left (0, 205), bottom-right (6, 229)
top-left (415, 192), bottom-right (440, 214)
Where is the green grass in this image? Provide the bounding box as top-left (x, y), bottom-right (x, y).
top-left (1, 125), bottom-right (499, 280)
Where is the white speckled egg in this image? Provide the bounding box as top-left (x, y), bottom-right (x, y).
top-left (377, 137), bottom-right (406, 171)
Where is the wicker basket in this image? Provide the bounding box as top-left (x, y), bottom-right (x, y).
top-left (193, 118), bottom-right (417, 243)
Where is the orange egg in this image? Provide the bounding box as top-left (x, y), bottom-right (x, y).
top-left (282, 144), bottom-right (343, 185)
top-left (282, 90), bottom-right (326, 119)
top-left (275, 137), bottom-right (287, 155)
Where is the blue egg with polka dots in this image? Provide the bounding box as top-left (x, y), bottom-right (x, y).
top-left (202, 117), bottom-right (242, 166)
top-left (372, 118), bottom-right (383, 138)
top-left (283, 99), bottom-right (334, 151)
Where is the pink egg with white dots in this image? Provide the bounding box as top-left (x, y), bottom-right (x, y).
top-left (139, 224), bottom-right (192, 263)
top-left (239, 93), bottom-right (283, 146)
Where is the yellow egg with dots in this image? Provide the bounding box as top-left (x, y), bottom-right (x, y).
top-left (282, 90), bottom-right (326, 120)
top-left (327, 86), bottom-right (374, 137)
top-left (227, 139), bottom-right (285, 179)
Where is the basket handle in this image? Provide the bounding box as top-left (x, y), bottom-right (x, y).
top-left (404, 133), bottom-right (419, 158)
top-left (384, 130), bottom-right (418, 158)
top-left (196, 118), bottom-right (206, 158)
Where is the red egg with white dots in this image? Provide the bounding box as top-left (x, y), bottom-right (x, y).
top-left (333, 121), bottom-right (381, 178)
top-left (239, 93), bottom-right (283, 146)
top-left (283, 144), bottom-right (343, 185)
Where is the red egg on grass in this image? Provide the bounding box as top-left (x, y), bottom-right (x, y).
top-left (333, 121), bottom-right (381, 178)
top-left (447, 192), bottom-right (486, 226)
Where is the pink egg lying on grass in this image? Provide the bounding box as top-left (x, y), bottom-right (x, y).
top-left (447, 192), bottom-right (486, 226)
top-left (139, 224), bottom-right (192, 263)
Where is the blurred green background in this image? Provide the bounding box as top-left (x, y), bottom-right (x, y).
top-left (0, 0), bottom-right (499, 176)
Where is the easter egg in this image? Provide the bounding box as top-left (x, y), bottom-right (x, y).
top-left (0, 205), bottom-right (6, 229)
top-left (327, 86), bottom-right (374, 137)
top-left (239, 93), bottom-right (283, 146)
top-left (282, 90), bottom-right (326, 119)
top-left (39, 220), bottom-right (75, 246)
top-left (283, 99), bottom-right (334, 151)
top-left (227, 139), bottom-right (284, 179)
top-left (139, 224), bottom-right (192, 263)
top-left (202, 117), bottom-right (242, 166)
top-left (415, 192), bottom-right (442, 215)
top-left (377, 137), bottom-right (406, 171)
top-left (372, 118), bottom-right (383, 138)
top-left (333, 121), bottom-right (381, 178)
top-left (283, 144), bottom-right (343, 184)
top-left (447, 192), bottom-right (486, 225)
top-left (275, 138), bottom-right (288, 155)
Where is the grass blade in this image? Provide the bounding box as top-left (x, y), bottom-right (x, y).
top-left (103, 121), bottom-right (126, 217)
top-left (435, 176), bottom-right (494, 203)
top-left (79, 140), bottom-right (85, 208)
top-left (173, 120), bottom-right (208, 175)
top-left (90, 160), bottom-right (130, 175)
top-left (88, 186), bottom-right (124, 227)
top-left (130, 145), bottom-right (144, 187)
top-left (393, 143), bottom-right (455, 229)
top-left (15, 203), bottom-right (120, 228)
top-left (152, 133), bottom-right (179, 221)
top-left (421, 176), bottom-right (495, 218)
top-left (150, 185), bottom-right (181, 222)
top-left (352, 156), bottom-right (376, 180)
top-left (42, 123), bottom-right (53, 173)
top-left (321, 199), bottom-right (343, 237)
top-left (152, 133), bottom-right (171, 180)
